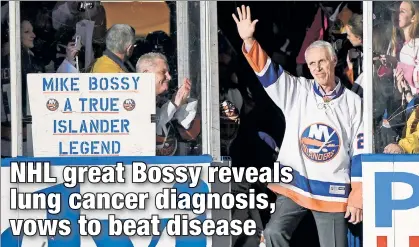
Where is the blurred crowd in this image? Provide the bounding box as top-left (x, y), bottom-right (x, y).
top-left (371, 1), bottom-right (419, 154)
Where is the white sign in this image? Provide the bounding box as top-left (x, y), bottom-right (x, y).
top-left (363, 155), bottom-right (419, 247)
top-left (27, 73), bottom-right (156, 157)
top-left (1, 156), bottom-right (212, 247)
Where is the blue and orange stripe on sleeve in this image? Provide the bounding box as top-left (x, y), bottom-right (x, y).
top-left (348, 154), bottom-right (363, 209)
top-left (242, 40), bottom-right (284, 88)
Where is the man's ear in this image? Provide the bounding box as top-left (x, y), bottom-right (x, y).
top-left (127, 44), bottom-right (134, 52)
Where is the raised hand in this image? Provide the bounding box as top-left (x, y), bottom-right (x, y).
top-left (174, 78), bottom-right (192, 107)
top-left (66, 42), bottom-right (79, 63)
top-left (232, 5), bottom-right (258, 44)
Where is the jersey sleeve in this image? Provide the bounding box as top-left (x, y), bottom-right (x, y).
top-left (241, 40), bottom-right (302, 113)
top-left (347, 101), bottom-right (364, 209)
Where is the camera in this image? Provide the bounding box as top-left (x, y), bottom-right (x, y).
top-left (77, 1), bottom-right (95, 12)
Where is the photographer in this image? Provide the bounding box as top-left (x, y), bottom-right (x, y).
top-left (56, 40), bottom-right (81, 73)
top-left (57, 24), bottom-right (135, 73)
top-left (52, 1), bottom-right (107, 71)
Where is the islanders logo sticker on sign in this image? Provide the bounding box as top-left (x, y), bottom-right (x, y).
top-left (300, 123), bottom-right (340, 162)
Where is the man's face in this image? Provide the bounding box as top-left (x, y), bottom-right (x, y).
top-left (150, 58), bottom-right (171, 95)
top-left (306, 47), bottom-right (336, 86)
top-left (345, 25), bottom-right (362, 47)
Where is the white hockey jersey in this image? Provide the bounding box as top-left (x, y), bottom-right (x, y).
top-left (243, 40), bottom-right (363, 213)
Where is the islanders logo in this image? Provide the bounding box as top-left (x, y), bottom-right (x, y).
top-left (123, 99), bottom-right (136, 111)
top-left (46, 98), bottom-right (59, 111)
top-left (300, 123), bottom-right (340, 163)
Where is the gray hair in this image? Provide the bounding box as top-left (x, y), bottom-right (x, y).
top-left (136, 52), bottom-right (168, 72)
top-left (304, 40), bottom-right (337, 62)
top-left (106, 24), bottom-right (135, 54)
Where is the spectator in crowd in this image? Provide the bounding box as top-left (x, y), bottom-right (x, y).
top-left (384, 103), bottom-right (419, 154)
top-left (50, 1), bottom-right (107, 72)
top-left (91, 24), bottom-right (136, 73)
top-left (384, 64), bottom-right (419, 154)
top-left (345, 13), bottom-right (363, 98)
top-left (21, 19), bottom-right (45, 112)
top-left (374, 1), bottom-right (419, 152)
top-left (1, 18), bottom-right (44, 157)
top-left (143, 30), bottom-right (179, 94)
top-left (56, 40), bottom-right (82, 73)
top-left (233, 5), bottom-right (363, 247)
top-left (390, 1), bottom-right (419, 95)
top-left (55, 43), bottom-right (198, 156)
top-left (29, 5), bottom-right (56, 72)
top-left (371, 21), bottom-right (402, 153)
top-left (57, 24), bottom-right (136, 73)
top-left (136, 52), bottom-right (199, 155)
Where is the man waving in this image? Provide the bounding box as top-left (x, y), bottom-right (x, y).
top-left (233, 5), bottom-right (364, 247)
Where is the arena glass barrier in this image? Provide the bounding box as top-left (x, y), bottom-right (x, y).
top-left (0, 155), bottom-right (231, 247)
top-left (366, 2), bottom-right (419, 246)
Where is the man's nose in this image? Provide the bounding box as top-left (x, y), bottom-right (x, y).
top-left (316, 63), bottom-right (322, 71)
top-left (166, 72), bottom-right (172, 81)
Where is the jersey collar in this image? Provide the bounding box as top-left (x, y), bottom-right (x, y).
top-left (313, 77), bottom-right (345, 101)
